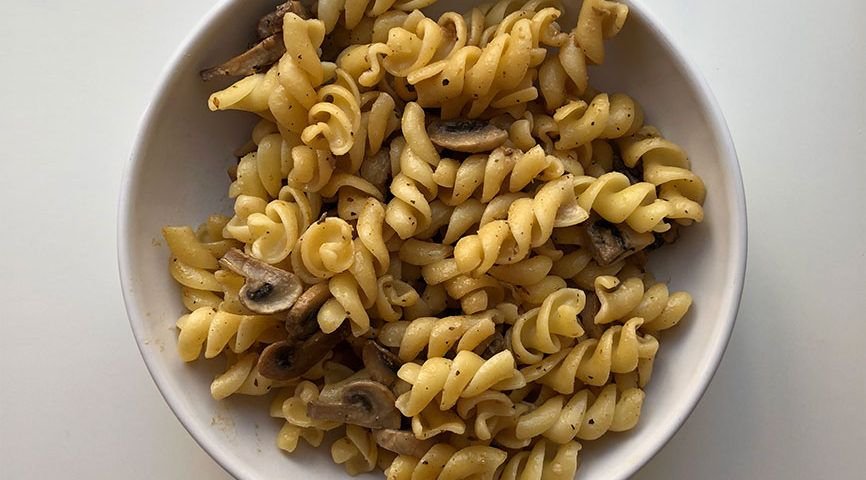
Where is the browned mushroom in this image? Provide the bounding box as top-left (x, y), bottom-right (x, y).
top-left (358, 149), bottom-right (391, 197)
top-left (580, 292), bottom-right (604, 339)
top-left (200, 34), bottom-right (287, 81)
top-left (307, 380), bottom-right (401, 429)
top-left (427, 120), bottom-right (508, 153)
top-left (285, 282), bottom-right (331, 341)
top-left (362, 340), bottom-right (401, 388)
top-left (257, 1), bottom-right (309, 39)
top-left (648, 222), bottom-right (680, 251)
top-left (219, 249), bottom-right (303, 314)
top-left (258, 324), bottom-right (349, 380)
top-left (473, 329), bottom-right (506, 359)
top-left (372, 429), bottom-right (436, 457)
top-left (583, 218), bottom-right (654, 266)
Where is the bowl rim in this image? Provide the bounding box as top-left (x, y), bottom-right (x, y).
top-left (118, 0), bottom-right (747, 478)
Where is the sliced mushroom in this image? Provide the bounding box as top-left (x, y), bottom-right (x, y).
top-left (648, 222), bottom-right (680, 251)
top-left (583, 218), bottom-right (654, 266)
top-left (200, 34), bottom-right (287, 81)
top-left (427, 120), bottom-right (508, 153)
top-left (372, 429), bottom-right (436, 457)
top-left (285, 282), bottom-right (331, 341)
top-left (307, 380), bottom-right (401, 429)
top-left (257, 1), bottom-right (309, 39)
top-left (258, 324), bottom-right (348, 380)
top-left (580, 292), bottom-right (604, 339)
top-left (362, 340), bottom-right (401, 388)
top-left (473, 329), bottom-right (506, 360)
top-left (358, 149), bottom-right (391, 197)
top-left (219, 249), bottom-right (303, 314)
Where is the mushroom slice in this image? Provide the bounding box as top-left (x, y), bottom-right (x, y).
top-left (257, 1), bottom-right (309, 39)
top-left (258, 325), bottom-right (348, 380)
top-left (307, 380), bottom-right (401, 429)
top-left (372, 429), bottom-right (436, 457)
top-left (427, 120), bottom-right (508, 153)
top-left (362, 340), bottom-right (401, 388)
top-left (583, 218), bottom-right (654, 266)
top-left (358, 150), bottom-right (391, 197)
top-left (474, 329), bottom-right (506, 360)
top-left (200, 34), bottom-right (287, 81)
top-left (285, 282), bottom-right (331, 341)
top-left (219, 249), bottom-right (303, 314)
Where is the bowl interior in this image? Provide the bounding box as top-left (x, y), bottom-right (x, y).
top-left (119, 1), bottom-right (745, 478)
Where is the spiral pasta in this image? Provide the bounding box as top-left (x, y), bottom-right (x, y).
top-left (332, 425), bottom-right (379, 475)
top-left (499, 439), bottom-right (582, 480)
top-left (514, 384), bottom-right (644, 442)
top-left (385, 103), bottom-right (441, 239)
top-left (396, 350), bottom-right (525, 415)
top-left (594, 275), bottom-right (693, 332)
top-left (509, 288), bottom-right (586, 364)
top-left (272, 381), bottom-right (342, 452)
top-left (574, 172), bottom-right (676, 233)
top-left (378, 309), bottom-right (501, 361)
top-left (530, 317), bottom-right (659, 392)
top-left (211, 352), bottom-right (291, 400)
top-left (453, 174), bottom-right (589, 276)
top-left (435, 145), bottom-right (564, 205)
top-left (176, 307), bottom-right (282, 361)
top-left (618, 125), bottom-right (707, 225)
top-left (386, 444), bottom-right (507, 480)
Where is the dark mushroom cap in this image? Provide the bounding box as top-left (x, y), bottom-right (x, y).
top-left (362, 340), bottom-right (401, 388)
top-left (427, 120), bottom-right (508, 153)
top-left (583, 218), bottom-right (654, 266)
top-left (285, 282), bottom-right (331, 341)
top-left (307, 380), bottom-right (401, 429)
top-left (257, 325), bottom-right (348, 380)
top-left (219, 249), bottom-right (303, 315)
top-left (372, 429), bottom-right (436, 457)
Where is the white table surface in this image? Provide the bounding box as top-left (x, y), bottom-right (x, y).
top-left (1, 1), bottom-right (865, 478)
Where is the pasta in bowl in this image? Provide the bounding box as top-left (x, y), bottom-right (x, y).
top-left (118, 0), bottom-right (746, 479)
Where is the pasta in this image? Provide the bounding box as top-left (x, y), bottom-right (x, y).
top-left (166, 0), bottom-right (706, 477)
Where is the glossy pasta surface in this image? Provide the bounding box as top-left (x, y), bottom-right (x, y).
top-left (163, 0), bottom-right (705, 477)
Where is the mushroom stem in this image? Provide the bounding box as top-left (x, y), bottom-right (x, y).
top-left (372, 429), bottom-right (436, 457)
top-left (362, 340), bottom-right (401, 388)
top-left (200, 34), bottom-right (286, 81)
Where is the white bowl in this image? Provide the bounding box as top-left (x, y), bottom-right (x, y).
top-left (119, 0), bottom-right (747, 478)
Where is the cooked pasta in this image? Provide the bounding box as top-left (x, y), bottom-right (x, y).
top-left (167, 0), bottom-right (706, 477)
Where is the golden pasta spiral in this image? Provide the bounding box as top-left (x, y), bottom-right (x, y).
top-left (552, 93), bottom-right (644, 150)
top-left (396, 350), bottom-right (526, 415)
top-left (378, 309), bottom-right (502, 361)
top-left (210, 351), bottom-right (291, 400)
top-left (514, 384), bottom-right (644, 442)
top-left (271, 381), bottom-right (341, 452)
top-left (302, 69), bottom-right (363, 156)
top-left (434, 145), bottom-right (564, 205)
top-left (509, 288), bottom-right (586, 364)
top-left (385, 103), bottom-right (441, 239)
top-left (332, 425), bottom-right (379, 475)
top-left (386, 444), bottom-right (507, 480)
top-left (574, 172), bottom-right (675, 233)
top-left (175, 306), bottom-right (282, 361)
top-left (452, 174), bottom-right (589, 276)
top-left (499, 439), bottom-right (582, 480)
top-left (522, 317), bottom-right (658, 393)
top-left (618, 125), bottom-right (707, 225)
top-left (594, 275), bottom-right (693, 332)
